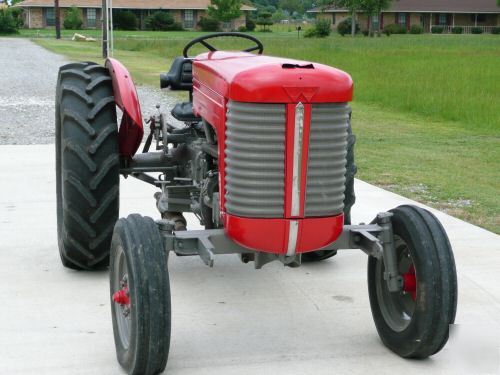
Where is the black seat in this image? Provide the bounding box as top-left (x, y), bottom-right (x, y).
top-left (160, 57), bottom-right (193, 91)
top-left (171, 102), bottom-right (201, 123)
top-left (161, 57), bottom-right (201, 123)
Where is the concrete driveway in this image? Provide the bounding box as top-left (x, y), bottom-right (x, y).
top-left (1, 144), bottom-right (499, 374)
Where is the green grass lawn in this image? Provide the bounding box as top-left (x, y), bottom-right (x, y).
top-left (31, 31), bottom-right (500, 233)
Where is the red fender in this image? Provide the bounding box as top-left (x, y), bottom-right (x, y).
top-left (105, 58), bottom-right (143, 157)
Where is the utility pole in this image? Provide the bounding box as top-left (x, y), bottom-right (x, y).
top-left (55, 0), bottom-right (61, 39)
top-left (102, 0), bottom-right (108, 58)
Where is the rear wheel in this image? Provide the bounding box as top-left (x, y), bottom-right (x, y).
top-left (55, 61), bottom-right (119, 270)
top-left (367, 205), bottom-right (457, 358)
top-left (302, 120), bottom-right (356, 262)
top-left (110, 214), bottom-right (171, 375)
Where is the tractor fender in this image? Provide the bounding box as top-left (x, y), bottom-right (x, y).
top-left (105, 58), bottom-right (143, 157)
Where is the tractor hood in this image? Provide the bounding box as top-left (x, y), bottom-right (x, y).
top-left (193, 51), bottom-right (353, 103)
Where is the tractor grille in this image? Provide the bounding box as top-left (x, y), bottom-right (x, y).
top-left (225, 101), bottom-right (286, 217)
top-left (305, 103), bottom-right (349, 216)
top-left (224, 101), bottom-right (349, 218)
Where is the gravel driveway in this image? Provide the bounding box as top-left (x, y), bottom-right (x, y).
top-left (0, 38), bottom-right (179, 145)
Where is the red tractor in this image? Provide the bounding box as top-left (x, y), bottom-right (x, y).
top-left (55, 33), bottom-right (457, 374)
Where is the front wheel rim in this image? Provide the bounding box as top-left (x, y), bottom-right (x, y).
top-left (112, 245), bottom-right (131, 350)
top-left (375, 235), bottom-right (417, 332)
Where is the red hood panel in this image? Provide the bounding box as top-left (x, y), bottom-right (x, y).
top-left (193, 51), bottom-right (353, 103)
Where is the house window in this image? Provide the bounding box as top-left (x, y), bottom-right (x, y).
top-left (332, 13), bottom-right (336, 25)
top-left (470, 14), bottom-right (486, 23)
top-left (398, 12), bottom-right (406, 26)
top-left (222, 21), bottom-right (232, 30)
top-left (439, 13), bottom-right (447, 25)
top-left (371, 14), bottom-right (379, 30)
top-left (183, 10), bottom-right (194, 28)
top-left (45, 8), bottom-right (55, 26)
top-left (87, 8), bottom-right (96, 28)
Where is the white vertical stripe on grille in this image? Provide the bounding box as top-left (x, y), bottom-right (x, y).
top-left (286, 220), bottom-right (299, 256)
top-left (291, 102), bottom-right (304, 217)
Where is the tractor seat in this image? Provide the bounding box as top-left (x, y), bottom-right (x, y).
top-left (171, 102), bottom-right (201, 123)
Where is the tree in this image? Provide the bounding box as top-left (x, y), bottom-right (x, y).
top-left (278, 0), bottom-right (303, 15)
top-left (207, 0), bottom-right (242, 22)
top-left (361, 0), bottom-right (392, 35)
top-left (0, 8), bottom-right (19, 34)
top-left (318, 0), bottom-right (392, 36)
top-left (318, 0), bottom-right (363, 36)
top-left (256, 11), bottom-right (273, 31)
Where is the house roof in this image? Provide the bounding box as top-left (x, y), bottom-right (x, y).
top-left (16, 0), bottom-right (256, 11)
top-left (309, 0), bottom-right (500, 13)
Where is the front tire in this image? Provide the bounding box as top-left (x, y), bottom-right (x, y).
top-left (56, 61), bottom-right (119, 270)
top-left (110, 215), bottom-right (171, 375)
top-left (368, 205), bottom-right (457, 358)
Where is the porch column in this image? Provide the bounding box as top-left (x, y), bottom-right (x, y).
top-left (475, 14), bottom-right (477, 27)
top-left (452, 13), bottom-right (455, 27)
top-left (430, 12), bottom-right (432, 31)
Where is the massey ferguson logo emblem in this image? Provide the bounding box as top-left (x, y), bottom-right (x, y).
top-left (283, 86), bottom-right (319, 102)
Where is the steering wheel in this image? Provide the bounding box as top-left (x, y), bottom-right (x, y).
top-left (183, 32), bottom-right (264, 58)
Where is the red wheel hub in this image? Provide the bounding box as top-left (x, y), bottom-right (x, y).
top-left (112, 287), bottom-right (130, 306)
top-left (402, 264), bottom-right (417, 301)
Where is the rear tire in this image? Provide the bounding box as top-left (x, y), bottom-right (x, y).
top-left (367, 205), bottom-right (457, 358)
top-left (302, 119), bottom-right (357, 262)
top-left (110, 214), bottom-right (171, 375)
top-left (56, 62), bottom-right (119, 270)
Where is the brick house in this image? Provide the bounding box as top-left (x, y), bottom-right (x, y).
top-left (15, 0), bottom-right (255, 30)
top-left (309, 0), bottom-right (500, 33)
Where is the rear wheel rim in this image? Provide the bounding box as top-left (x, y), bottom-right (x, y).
top-left (113, 245), bottom-right (131, 349)
top-left (375, 235), bottom-right (417, 332)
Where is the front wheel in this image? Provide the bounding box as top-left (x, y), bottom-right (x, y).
top-left (110, 214), bottom-right (171, 375)
top-left (368, 205), bottom-right (457, 358)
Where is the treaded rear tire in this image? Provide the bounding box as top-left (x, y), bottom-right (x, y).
top-left (302, 119), bottom-right (357, 262)
top-left (110, 214), bottom-right (171, 375)
top-left (56, 61), bottom-right (119, 270)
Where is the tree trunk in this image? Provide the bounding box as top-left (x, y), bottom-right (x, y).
top-left (54, 0), bottom-right (61, 39)
top-left (351, 9), bottom-right (356, 37)
top-left (102, 0), bottom-right (108, 58)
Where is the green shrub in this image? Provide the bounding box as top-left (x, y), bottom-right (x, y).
top-left (410, 25), bottom-right (423, 34)
top-left (492, 27), bottom-right (500, 34)
top-left (237, 25), bottom-right (247, 32)
top-left (63, 6), bottom-right (83, 30)
top-left (246, 18), bottom-right (256, 31)
top-left (198, 17), bottom-right (219, 32)
top-left (113, 10), bottom-right (138, 30)
top-left (383, 24), bottom-right (406, 35)
top-left (451, 26), bottom-right (463, 34)
top-left (0, 8), bottom-right (19, 34)
top-left (431, 26), bottom-right (444, 34)
top-left (145, 11), bottom-right (182, 31)
top-left (314, 19), bottom-right (331, 37)
top-left (304, 27), bottom-right (316, 38)
top-left (471, 27), bottom-right (483, 34)
top-left (337, 17), bottom-right (359, 36)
